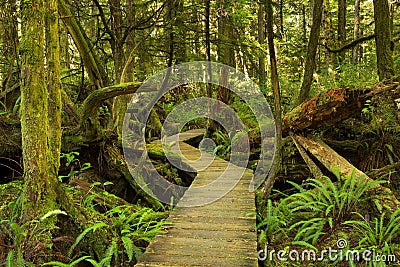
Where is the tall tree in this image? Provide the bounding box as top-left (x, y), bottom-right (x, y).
top-left (352, 0), bottom-right (361, 64)
top-left (205, 0), bottom-right (212, 98)
top-left (373, 0), bottom-right (395, 81)
top-left (20, 0), bottom-right (59, 222)
top-left (263, 0), bottom-right (282, 198)
top-left (46, 0), bottom-right (62, 184)
top-left (258, 0), bottom-right (266, 90)
top-left (298, 0), bottom-right (324, 103)
top-left (217, 0), bottom-right (234, 105)
top-left (337, 0), bottom-right (347, 63)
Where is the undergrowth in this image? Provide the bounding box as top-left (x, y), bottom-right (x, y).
top-left (257, 172), bottom-right (400, 266)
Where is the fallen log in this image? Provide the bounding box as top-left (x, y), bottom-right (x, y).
top-left (282, 78), bottom-right (400, 135)
top-left (294, 133), bottom-right (399, 209)
top-left (290, 132), bottom-right (324, 181)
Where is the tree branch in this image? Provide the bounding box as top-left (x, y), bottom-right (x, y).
top-left (80, 82), bottom-right (142, 122)
top-left (325, 34), bottom-right (376, 53)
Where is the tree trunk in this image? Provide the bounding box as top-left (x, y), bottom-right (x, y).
top-left (263, 0), bottom-right (282, 198)
top-left (294, 134), bottom-right (399, 208)
top-left (45, 0), bottom-right (62, 184)
top-left (373, 0), bottom-right (395, 81)
top-left (337, 0), bottom-right (347, 63)
top-left (20, 0), bottom-right (58, 222)
top-left (322, 0), bottom-right (336, 70)
top-left (217, 0), bottom-right (234, 105)
top-left (298, 0), bottom-right (324, 103)
top-left (205, 0), bottom-right (212, 98)
top-left (258, 0), bottom-right (266, 90)
top-left (58, 0), bottom-right (107, 88)
top-left (352, 0), bottom-right (361, 64)
top-left (282, 79), bottom-right (400, 135)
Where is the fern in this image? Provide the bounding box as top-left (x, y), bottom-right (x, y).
top-left (68, 222), bottom-right (107, 257)
top-left (283, 172), bottom-right (383, 245)
top-left (257, 199), bottom-right (287, 244)
top-left (344, 210), bottom-right (400, 252)
top-left (42, 255), bottom-right (91, 267)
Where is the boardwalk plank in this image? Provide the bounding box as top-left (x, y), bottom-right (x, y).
top-left (135, 129), bottom-right (257, 266)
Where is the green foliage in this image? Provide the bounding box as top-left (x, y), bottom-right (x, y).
top-left (68, 222), bottom-right (107, 257)
top-left (42, 256), bottom-right (91, 267)
top-left (58, 152), bottom-right (92, 182)
top-left (344, 210), bottom-right (400, 257)
top-left (212, 130), bottom-right (231, 160)
top-left (362, 99), bottom-right (375, 115)
top-left (2, 210), bottom-right (67, 267)
top-left (65, 205), bottom-right (168, 265)
top-left (257, 199), bottom-right (288, 245)
top-left (273, 173), bottom-right (384, 245)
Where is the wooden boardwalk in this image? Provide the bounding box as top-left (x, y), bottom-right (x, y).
top-left (136, 129), bottom-right (257, 267)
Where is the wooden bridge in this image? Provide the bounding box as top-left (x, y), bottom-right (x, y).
top-left (135, 129), bottom-right (257, 267)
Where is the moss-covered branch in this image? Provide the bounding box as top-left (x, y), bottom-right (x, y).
top-left (324, 34), bottom-right (376, 53)
top-left (80, 82), bottom-right (141, 123)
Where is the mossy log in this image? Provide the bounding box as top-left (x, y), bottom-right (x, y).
top-left (282, 78), bottom-right (400, 135)
top-left (290, 132), bottom-right (324, 180)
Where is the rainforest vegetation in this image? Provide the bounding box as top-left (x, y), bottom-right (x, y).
top-left (0, 0), bottom-right (399, 266)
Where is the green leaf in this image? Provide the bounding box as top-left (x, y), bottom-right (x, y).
top-left (6, 251), bottom-right (14, 267)
top-left (68, 222), bottom-right (107, 257)
top-left (122, 236), bottom-right (135, 262)
top-left (40, 210), bottom-right (67, 221)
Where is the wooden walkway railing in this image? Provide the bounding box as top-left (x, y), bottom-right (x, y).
top-left (135, 129), bottom-right (257, 267)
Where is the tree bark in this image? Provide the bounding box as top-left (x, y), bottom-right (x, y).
top-left (20, 0), bottom-right (58, 222)
top-left (352, 0), bottom-right (361, 64)
top-left (58, 0), bottom-right (107, 88)
top-left (205, 0), bottom-right (212, 98)
top-left (294, 134), bottom-right (399, 208)
top-left (373, 0), bottom-right (395, 81)
top-left (79, 82), bottom-right (142, 138)
top-left (217, 0), bottom-right (234, 105)
top-left (263, 0), bottom-right (283, 198)
top-left (337, 0), bottom-right (347, 63)
top-left (46, 0), bottom-right (62, 183)
top-left (298, 0), bottom-right (324, 103)
top-left (258, 0), bottom-right (266, 90)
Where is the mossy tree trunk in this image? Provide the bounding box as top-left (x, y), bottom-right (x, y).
top-left (257, 0), bottom-right (266, 90)
top-left (20, 0), bottom-right (58, 222)
top-left (46, 0), bottom-right (62, 183)
top-left (373, 0), bottom-right (395, 81)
